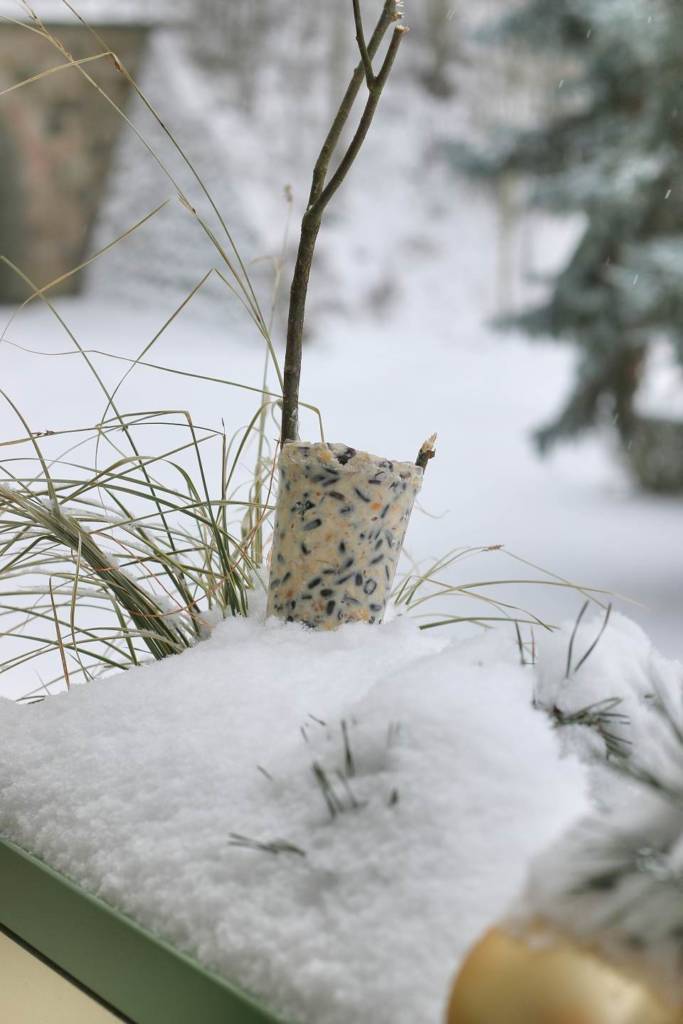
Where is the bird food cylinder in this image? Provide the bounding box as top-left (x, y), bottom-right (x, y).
top-left (267, 442), bottom-right (422, 628)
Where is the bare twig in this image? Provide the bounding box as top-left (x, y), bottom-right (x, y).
top-left (416, 433), bottom-right (437, 471)
top-left (280, 0), bottom-right (407, 445)
top-left (353, 0), bottom-right (375, 86)
top-left (317, 28), bottom-right (405, 210)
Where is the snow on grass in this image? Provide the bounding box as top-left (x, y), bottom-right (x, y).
top-left (0, 611), bottom-right (588, 1024)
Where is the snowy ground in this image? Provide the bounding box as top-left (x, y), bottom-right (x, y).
top-left (2, 600), bottom-right (681, 1021)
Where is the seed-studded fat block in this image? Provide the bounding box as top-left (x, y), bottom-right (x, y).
top-left (268, 442), bottom-right (422, 628)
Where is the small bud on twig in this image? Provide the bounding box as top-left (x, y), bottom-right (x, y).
top-left (416, 433), bottom-right (437, 471)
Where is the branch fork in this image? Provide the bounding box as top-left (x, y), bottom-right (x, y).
top-left (280, 0), bottom-right (407, 446)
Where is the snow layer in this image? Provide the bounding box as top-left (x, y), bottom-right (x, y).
top-left (0, 613), bottom-right (587, 1024)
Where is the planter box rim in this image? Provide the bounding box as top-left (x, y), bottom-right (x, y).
top-left (0, 835), bottom-right (289, 1024)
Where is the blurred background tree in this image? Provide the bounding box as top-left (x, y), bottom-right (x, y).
top-left (419, 0), bottom-right (458, 98)
top-left (4, 0), bottom-right (682, 494)
top-left (464, 0), bottom-right (683, 491)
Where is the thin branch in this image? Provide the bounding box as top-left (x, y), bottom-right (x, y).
top-left (316, 28), bottom-right (405, 210)
top-left (353, 0), bottom-right (375, 86)
top-left (281, 1), bottom-right (406, 445)
top-left (309, 0), bottom-right (397, 206)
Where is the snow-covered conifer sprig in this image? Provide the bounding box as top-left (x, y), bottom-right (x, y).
top-left (520, 642), bottom-right (683, 1001)
top-left (550, 696), bottom-right (631, 759)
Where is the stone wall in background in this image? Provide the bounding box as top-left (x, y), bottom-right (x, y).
top-left (0, 24), bottom-right (148, 302)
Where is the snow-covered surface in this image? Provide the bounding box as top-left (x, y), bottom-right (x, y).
top-left (0, 611), bottom-right (588, 1024)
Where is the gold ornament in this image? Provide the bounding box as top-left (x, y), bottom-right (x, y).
top-left (447, 926), bottom-right (682, 1024)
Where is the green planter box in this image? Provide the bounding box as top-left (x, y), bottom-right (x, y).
top-left (0, 837), bottom-right (286, 1024)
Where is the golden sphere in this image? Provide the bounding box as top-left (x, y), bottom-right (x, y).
top-left (447, 926), bottom-right (682, 1024)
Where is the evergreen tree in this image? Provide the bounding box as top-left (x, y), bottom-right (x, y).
top-left (470, 0), bottom-right (683, 464)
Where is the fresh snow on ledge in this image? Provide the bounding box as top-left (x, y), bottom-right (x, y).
top-left (0, 612), bottom-right (588, 1024)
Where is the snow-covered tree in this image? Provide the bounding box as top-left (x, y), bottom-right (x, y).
top-left (472, 0), bottom-right (683, 465)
